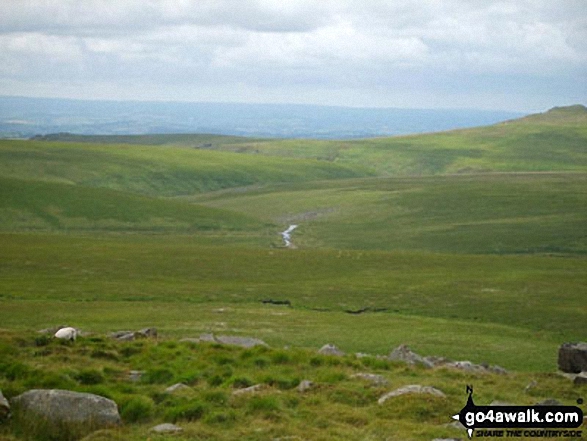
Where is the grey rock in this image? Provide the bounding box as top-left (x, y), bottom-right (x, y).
top-left (573, 371), bottom-right (587, 385)
top-left (128, 370), bottom-right (144, 382)
top-left (524, 380), bottom-right (538, 393)
top-left (215, 335), bottom-right (268, 348)
top-left (136, 327), bottom-right (157, 339)
top-left (109, 331), bottom-right (135, 341)
top-left (165, 383), bottom-right (191, 394)
top-left (297, 380), bottom-right (314, 393)
top-left (232, 384), bottom-right (265, 396)
top-left (11, 389), bottom-right (120, 435)
top-left (433, 439), bottom-right (463, 441)
top-left (378, 385), bottom-right (446, 404)
top-left (318, 344), bottom-right (345, 357)
top-left (150, 423), bottom-right (183, 434)
top-left (351, 373), bottom-right (389, 387)
top-left (558, 342), bottom-right (587, 373)
top-left (0, 390), bottom-right (9, 420)
top-left (388, 345), bottom-right (434, 368)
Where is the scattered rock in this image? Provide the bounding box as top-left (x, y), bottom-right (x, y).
top-left (351, 373), bottom-right (389, 387)
top-left (388, 345), bottom-right (434, 368)
top-left (128, 370), bottom-right (144, 382)
top-left (318, 344), bottom-right (345, 357)
top-left (110, 328), bottom-right (158, 341)
top-left (165, 383), bottom-right (191, 394)
top-left (378, 385), bottom-right (446, 404)
top-left (150, 423), bottom-right (183, 434)
top-left (573, 372), bottom-right (587, 386)
top-left (0, 390), bottom-right (9, 420)
top-left (11, 389), bottom-right (120, 437)
top-left (109, 331), bottom-right (135, 341)
top-left (136, 327), bottom-right (157, 339)
top-left (232, 384), bottom-right (265, 396)
top-left (558, 342), bottom-right (587, 373)
top-left (297, 380), bottom-right (314, 393)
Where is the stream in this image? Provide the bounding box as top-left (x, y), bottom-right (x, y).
top-left (280, 225), bottom-right (298, 247)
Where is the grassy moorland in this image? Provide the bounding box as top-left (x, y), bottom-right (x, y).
top-left (0, 106), bottom-right (586, 440)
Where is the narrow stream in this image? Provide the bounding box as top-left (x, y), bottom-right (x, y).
top-left (280, 225), bottom-right (298, 247)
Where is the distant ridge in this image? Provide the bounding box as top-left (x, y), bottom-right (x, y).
top-left (0, 96), bottom-right (522, 139)
top-left (506, 104), bottom-right (587, 125)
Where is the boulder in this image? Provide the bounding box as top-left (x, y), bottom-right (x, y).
top-left (150, 423), bottom-right (183, 434)
top-left (11, 389), bottom-right (120, 438)
top-left (232, 384), bottom-right (265, 396)
top-left (109, 331), bottom-right (135, 341)
top-left (0, 390), bottom-right (9, 420)
top-left (558, 342), bottom-right (587, 373)
top-left (573, 372), bottom-right (587, 386)
top-left (297, 380), bottom-right (314, 393)
top-left (535, 398), bottom-right (563, 406)
top-left (378, 385), bottom-right (446, 405)
top-left (318, 344), bottom-right (345, 357)
top-left (388, 344), bottom-right (434, 368)
top-left (351, 373), bottom-right (389, 387)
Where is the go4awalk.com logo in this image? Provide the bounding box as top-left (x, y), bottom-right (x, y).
top-left (452, 386), bottom-right (584, 438)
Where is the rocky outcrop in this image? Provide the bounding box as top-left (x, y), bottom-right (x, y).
top-left (387, 344), bottom-right (507, 374)
top-left (378, 385), bottom-right (446, 405)
top-left (318, 344), bottom-right (345, 356)
top-left (110, 327), bottom-right (157, 341)
top-left (11, 389), bottom-right (120, 438)
top-left (388, 345), bottom-right (434, 368)
top-left (558, 342), bottom-right (587, 373)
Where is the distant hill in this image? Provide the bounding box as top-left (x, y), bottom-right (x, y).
top-left (0, 95), bottom-right (522, 139)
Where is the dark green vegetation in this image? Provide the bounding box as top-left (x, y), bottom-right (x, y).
top-left (0, 331), bottom-right (584, 441)
top-left (0, 105), bottom-right (585, 439)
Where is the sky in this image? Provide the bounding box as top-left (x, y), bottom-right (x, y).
top-left (0, 0), bottom-right (585, 112)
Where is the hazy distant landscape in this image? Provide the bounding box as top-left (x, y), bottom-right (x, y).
top-left (1, 1), bottom-right (586, 439)
top-left (0, 96), bottom-right (522, 139)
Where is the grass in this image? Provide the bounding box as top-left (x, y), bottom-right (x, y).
top-left (0, 233), bottom-right (584, 369)
top-left (0, 106), bottom-right (585, 439)
top-left (192, 172), bottom-right (587, 254)
top-left (0, 331), bottom-right (584, 441)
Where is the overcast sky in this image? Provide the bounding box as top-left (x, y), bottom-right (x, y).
top-left (0, 0), bottom-right (585, 112)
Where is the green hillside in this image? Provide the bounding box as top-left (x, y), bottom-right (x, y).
top-left (0, 176), bottom-right (265, 234)
top-left (43, 105), bottom-right (587, 177)
top-left (0, 139), bottom-right (370, 197)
